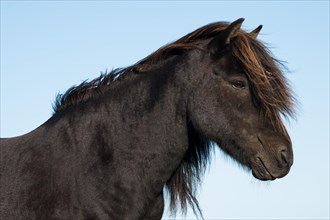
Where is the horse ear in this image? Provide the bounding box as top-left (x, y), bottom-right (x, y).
top-left (208, 18), bottom-right (244, 56)
top-left (250, 25), bottom-right (263, 39)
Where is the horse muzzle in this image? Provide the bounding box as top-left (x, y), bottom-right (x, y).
top-left (251, 153), bottom-right (293, 181)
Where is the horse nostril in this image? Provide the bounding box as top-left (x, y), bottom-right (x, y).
top-left (278, 149), bottom-right (291, 168)
top-left (281, 150), bottom-right (289, 164)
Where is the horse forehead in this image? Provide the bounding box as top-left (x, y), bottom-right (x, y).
top-left (212, 53), bottom-right (243, 73)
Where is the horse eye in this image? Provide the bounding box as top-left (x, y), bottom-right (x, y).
top-left (232, 80), bottom-right (245, 89)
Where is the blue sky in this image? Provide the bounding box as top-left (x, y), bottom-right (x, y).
top-left (1, 1), bottom-right (329, 219)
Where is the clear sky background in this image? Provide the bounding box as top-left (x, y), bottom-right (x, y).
top-left (1, 1), bottom-right (329, 220)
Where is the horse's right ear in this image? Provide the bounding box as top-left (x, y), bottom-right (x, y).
top-left (208, 18), bottom-right (244, 56)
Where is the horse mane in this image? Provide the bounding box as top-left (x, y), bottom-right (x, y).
top-left (52, 22), bottom-right (230, 114)
top-left (52, 21), bottom-right (295, 218)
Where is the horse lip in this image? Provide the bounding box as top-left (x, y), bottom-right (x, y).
top-left (252, 157), bottom-right (276, 181)
top-left (258, 157), bottom-right (276, 179)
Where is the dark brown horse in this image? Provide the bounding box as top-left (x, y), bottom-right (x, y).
top-left (0, 18), bottom-right (295, 219)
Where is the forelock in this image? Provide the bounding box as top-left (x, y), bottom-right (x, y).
top-left (231, 32), bottom-right (295, 132)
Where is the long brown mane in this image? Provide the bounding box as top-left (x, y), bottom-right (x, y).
top-left (53, 22), bottom-right (295, 217)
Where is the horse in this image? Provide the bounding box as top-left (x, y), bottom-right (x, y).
top-left (0, 18), bottom-right (295, 220)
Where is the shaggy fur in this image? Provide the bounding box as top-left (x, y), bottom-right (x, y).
top-left (1, 19), bottom-right (295, 220)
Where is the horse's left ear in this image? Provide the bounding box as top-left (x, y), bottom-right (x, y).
top-left (250, 25), bottom-right (263, 39)
top-left (208, 18), bottom-right (244, 56)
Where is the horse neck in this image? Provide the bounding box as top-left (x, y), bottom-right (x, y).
top-left (45, 55), bottom-right (191, 186)
top-left (91, 57), bottom-right (193, 193)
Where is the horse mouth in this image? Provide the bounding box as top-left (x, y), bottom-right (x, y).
top-left (251, 157), bottom-right (276, 181)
